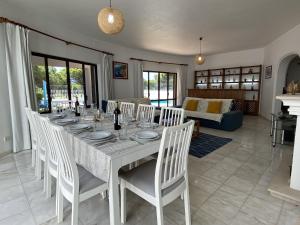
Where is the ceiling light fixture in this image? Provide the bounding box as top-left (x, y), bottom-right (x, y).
top-left (195, 37), bottom-right (205, 65)
top-left (98, 0), bottom-right (125, 35)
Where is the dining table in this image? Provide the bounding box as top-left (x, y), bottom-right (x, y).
top-left (49, 112), bottom-right (163, 225)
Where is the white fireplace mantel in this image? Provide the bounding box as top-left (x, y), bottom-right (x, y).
top-left (276, 94), bottom-right (300, 190)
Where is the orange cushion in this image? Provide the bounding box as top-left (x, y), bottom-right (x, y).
top-left (206, 101), bottom-right (223, 114)
top-left (185, 100), bottom-right (199, 111)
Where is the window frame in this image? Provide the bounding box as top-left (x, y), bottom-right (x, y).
top-left (143, 70), bottom-right (177, 107)
top-left (32, 52), bottom-right (98, 113)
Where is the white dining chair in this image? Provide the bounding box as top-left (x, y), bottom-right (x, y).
top-left (159, 107), bottom-right (185, 127)
top-left (31, 111), bottom-right (47, 182)
top-left (39, 115), bottom-right (59, 200)
top-left (120, 120), bottom-right (195, 225)
top-left (106, 100), bottom-right (117, 114)
top-left (136, 104), bottom-right (156, 123)
top-left (120, 102), bottom-right (135, 119)
top-left (24, 107), bottom-right (38, 168)
top-left (50, 124), bottom-right (108, 225)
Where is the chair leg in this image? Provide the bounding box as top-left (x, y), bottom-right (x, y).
top-left (46, 171), bottom-right (52, 199)
top-left (129, 163), bottom-right (134, 170)
top-left (31, 148), bottom-right (36, 168)
top-left (71, 199), bottom-right (79, 225)
top-left (55, 178), bottom-right (59, 216)
top-left (134, 160), bottom-right (139, 168)
top-left (156, 205), bottom-right (164, 225)
top-left (57, 187), bottom-right (64, 223)
top-left (36, 158), bottom-right (42, 180)
top-left (101, 191), bottom-right (107, 199)
top-left (43, 161), bottom-right (47, 192)
top-left (183, 188), bottom-right (191, 225)
top-left (120, 180), bottom-right (127, 223)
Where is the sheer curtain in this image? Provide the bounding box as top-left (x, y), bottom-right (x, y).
top-left (1, 23), bottom-right (36, 152)
top-left (132, 61), bottom-right (144, 98)
top-left (177, 65), bottom-right (188, 105)
top-left (97, 53), bottom-right (114, 108)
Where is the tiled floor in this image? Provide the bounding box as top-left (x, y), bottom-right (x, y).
top-left (0, 116), bottom-right (300, 225)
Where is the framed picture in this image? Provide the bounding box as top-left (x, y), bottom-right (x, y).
top-left (113, 61), bottom-right (128, 79)
top-left (265, 66), bottom-right (272, 79)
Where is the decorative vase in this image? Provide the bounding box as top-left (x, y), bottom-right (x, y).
top-left (287, 81), bottom-right (298, 95)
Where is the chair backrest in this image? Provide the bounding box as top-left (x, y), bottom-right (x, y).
top-left (25, 107), bottom-right (37, 141)
top-left (155, 120), bottom-right (194, 197)
top-left (39, 115), bottom-right (58, 167)
top-left (159, 107), bottom-right (185, 127)
top-left (31, 111), bottom-right (47, 151)
top-left (120, 102), bottom-right (135, 118)
top-left (50, 123), bottom-right (79, 195)
top-left (106, 100), bottom-right (117, 114)
top-left (136, 104), bottom-right (156, 123)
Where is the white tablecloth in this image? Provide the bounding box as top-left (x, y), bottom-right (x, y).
top-left (59, 118), bottom-right (162, 182)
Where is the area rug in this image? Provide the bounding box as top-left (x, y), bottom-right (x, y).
top-left (189, 133), bottom-right (232, 158)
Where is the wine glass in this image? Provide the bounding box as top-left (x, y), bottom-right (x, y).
top-left (119, 114), bottom-right (129, 140)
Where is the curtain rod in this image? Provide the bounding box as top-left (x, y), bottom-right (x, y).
top-left (0, 17), bottom-right (114, 56)
top-left (130, 57), bottom-right (188, 66)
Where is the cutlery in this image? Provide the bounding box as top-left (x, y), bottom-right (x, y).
top-left (93, 138), bottom-right (117, 146)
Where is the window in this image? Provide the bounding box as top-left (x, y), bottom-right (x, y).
top-left (32, 53), bottom-right (98, 113)
top-left (143, 71), bottom-right (177, 107)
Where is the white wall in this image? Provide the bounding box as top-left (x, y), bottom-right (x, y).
top-left (262, 24), bottom-right (300, 119)
top-left (194, 48), bottom-right (265, 70)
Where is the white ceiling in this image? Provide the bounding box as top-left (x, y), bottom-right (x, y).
top-left (3, 0), bottom-right (300, 56)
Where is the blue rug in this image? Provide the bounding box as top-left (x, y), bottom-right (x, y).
top-left (189, 133), bottom-right (232, 158)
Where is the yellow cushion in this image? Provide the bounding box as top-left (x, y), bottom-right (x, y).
top-left (185, 100), bottom-right (199, 111)
top-left (206, 101), bottom-right (223, 114)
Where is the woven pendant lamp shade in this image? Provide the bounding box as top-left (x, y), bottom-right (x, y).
top-left (195, 54), bottom-right (205, 65)
top-left (98, 7), bottom-right (125, 35)
top-left (195, 37), bottom-right (205, 65)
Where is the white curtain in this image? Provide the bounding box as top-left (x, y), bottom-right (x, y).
top-left (1, 23), bottom-right (36, 152)
top-left (132, 61), bottom-right (144, 98)
top-left (177, 65), bottom-right (188, 105)
top-left (97, 53), bottom-right (114, 108)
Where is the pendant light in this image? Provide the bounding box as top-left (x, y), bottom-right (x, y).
top-left (98, 0), bottom-right (125, 35)
top-left (195, 37), bottom-right (205, 65)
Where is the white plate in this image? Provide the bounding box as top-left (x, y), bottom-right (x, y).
top-left (50, 114), bottom-right (66, 119)
top-left (136, 130), bottom-right (159, 140)
top-left (69, 124), bottom-right (91, 130)
top-left (56, 118), bottom-right (78, 125)
top-left (85, 131), bottom-right (112, 140)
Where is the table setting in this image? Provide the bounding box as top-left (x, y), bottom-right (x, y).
top-left (47, 108), bottom-right (162, 148)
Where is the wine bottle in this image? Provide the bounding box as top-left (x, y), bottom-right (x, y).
top-left (75, 97), bottom-right (80, 117)
top-left (114, 102), bottom-right (121, 130)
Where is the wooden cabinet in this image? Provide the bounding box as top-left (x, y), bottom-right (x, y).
top-left (194, 65), bottom-right (262, 115)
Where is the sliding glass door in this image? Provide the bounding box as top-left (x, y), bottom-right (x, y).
top-left (48, 58), bottom-right (68, 108)
top-left (32, 53), bottom-right (98, 113)
top-left (143, 71), bottom-right (177, 107)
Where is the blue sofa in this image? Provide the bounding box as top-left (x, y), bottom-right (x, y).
top-left (187, 111), bottom-right (243, 131)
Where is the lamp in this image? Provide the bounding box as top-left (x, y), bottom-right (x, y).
top-left (195, 37), bottom-right (205, 65)
top-left (98, 0), bottom-right (125, 35)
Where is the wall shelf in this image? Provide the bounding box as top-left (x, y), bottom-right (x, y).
top-left (194, 65), bottom-right (262, 115)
